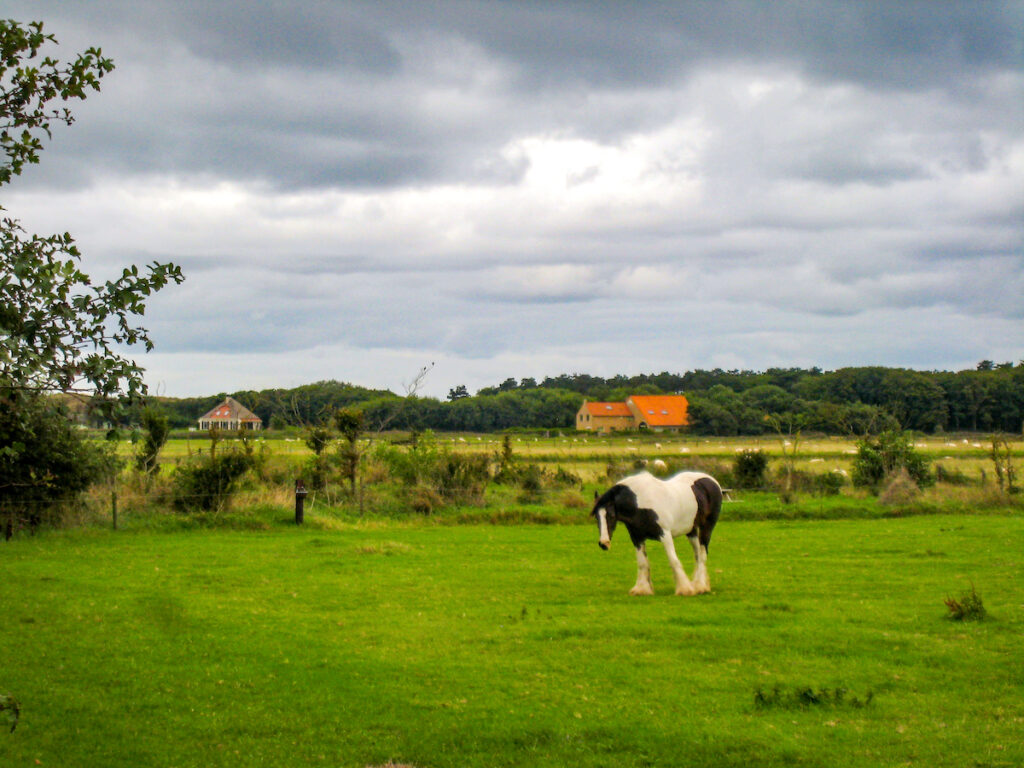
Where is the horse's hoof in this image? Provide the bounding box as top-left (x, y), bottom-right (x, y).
top-left (629, 587), bottom-right (654, 596)
top-left (675, 586), bottom-right (697, 596)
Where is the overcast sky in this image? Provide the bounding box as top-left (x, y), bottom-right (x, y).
top-left (5, 1), bottom-right (1023, 398)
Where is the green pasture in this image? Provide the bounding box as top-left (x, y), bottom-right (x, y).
top-left (2, 515), bottom-right (1022, 767)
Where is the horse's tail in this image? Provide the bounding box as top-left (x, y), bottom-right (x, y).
top-left (691, 477), bottom-right (723, 552)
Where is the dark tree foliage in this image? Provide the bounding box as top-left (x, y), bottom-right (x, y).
top-left (1, 21), bottom-right (183, 409)
top-left (1, 20), bottom-right (182, 534)
top-left (154, 380), bottom-right (390, 430)
top-left (447, 384), bottom-right (469, 401)
top-left (153, 362), bottom-right (1023, 436)
top-left (1, 394), bottom-right (116, 537)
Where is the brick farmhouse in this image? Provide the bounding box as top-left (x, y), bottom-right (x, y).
top-left (575, 394), bottom-right (689, 433)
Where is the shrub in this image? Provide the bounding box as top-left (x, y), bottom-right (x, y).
top-left (434, 453), bottom-right (491, 505)
top-left (551, 466), bottom-right (583, 489)
top-left (878, 468), bottom-right (920, 506)
top-left (1, 393), bottom-right (118, 537)
top-left (812, 470), bottom-right (846, 496)
top-left (373, 434), bottom-right (490, 506)
top-left (408, 486), bottom-right (443, 515)
top-left (518, 463), bottom-right (545, 493)
top-left (733, 449), bottom-right (769, 489)
top-left (171, 450), bottom-right (253, 512)
top-left (944, 585), bottom-right (986, 621)
top-left (852, 431), bottom-right (932, 490)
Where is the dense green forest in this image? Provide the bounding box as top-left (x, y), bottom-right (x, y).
top-left (140, 362), bottom-right (1024, 436)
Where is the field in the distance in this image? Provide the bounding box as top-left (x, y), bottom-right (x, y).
top-left (2, 515), bottom-right (1022, 767)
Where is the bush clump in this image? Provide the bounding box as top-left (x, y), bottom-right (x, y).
top-left (1, 394), bottom-right (119, 537)
top-left (171, 450), bottom-right (253, 512)
top-left (733, 449), bottom-right (769, 489)
top-left (852, 431), bottom-right (932, 490)
top-left (372, 433), bottom-right (491, 509)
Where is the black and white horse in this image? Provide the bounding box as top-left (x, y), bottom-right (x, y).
top-left (591, 471), bottom-right (723, 596)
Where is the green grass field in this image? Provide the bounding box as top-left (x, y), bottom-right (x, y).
top-left (2, 515), bottom-right (1022, 767)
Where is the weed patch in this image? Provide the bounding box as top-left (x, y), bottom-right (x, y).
top-left (355, 541), bottom-right (414, 556)
top-left (1, 692), bottom-right (19, 733)
top-left (753, 686), bottom-right (874, 710)
top-left (944, 585), bottom-right (987, 621)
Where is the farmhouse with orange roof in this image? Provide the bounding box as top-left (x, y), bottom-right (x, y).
top-left (576, 394), bottom-right (689, 433)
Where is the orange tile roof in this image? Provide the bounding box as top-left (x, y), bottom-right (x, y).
top-left (628, 395), bottom-right (689, 426)
top-left (584, 401), bottom-right (634, 418)
top-left (199, 397), bottom-right (262, 423)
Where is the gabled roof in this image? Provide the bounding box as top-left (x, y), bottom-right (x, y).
top-left (200, 396), bottom-right (261, 423)
top-left (627, 395), bottom-right (689, 427)
top-left (582, 401), bottom-right (634, 418)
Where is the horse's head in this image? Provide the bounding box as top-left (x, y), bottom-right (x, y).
top-left (591, 491), bottom-right (617, 550)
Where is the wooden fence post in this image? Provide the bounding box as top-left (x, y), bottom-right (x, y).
top-left (295, 480), bottom-right (308, 525)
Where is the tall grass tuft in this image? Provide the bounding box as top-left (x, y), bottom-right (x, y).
top-left (944, 585), bottom-right (987, 621)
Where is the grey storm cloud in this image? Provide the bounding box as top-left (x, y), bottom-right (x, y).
top-left (15, 0), bottom-right (1023, 191)
top-left (3, 0), bottom-right (1023, 396)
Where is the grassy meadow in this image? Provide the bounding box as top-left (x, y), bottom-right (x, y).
top-left (3, 431), bottom-right (1022, 766)
top-left (2, 515), bottom-right (1022, 767)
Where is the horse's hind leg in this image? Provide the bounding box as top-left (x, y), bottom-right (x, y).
top-left (630, 543), bottom-right (655, 596)
top-left (661, 535), bottom-right (696, 596)
top-left (688, 534), bottom-right (710, 594)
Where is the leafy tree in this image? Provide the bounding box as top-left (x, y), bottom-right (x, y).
top-left (134, 407), bottom-right (169, 476)
top-left (1, 20), bottom-right (183, 409)
top-left (303, 424), bottom-right (333, 490)
top-left (1, 20), bottom-right (182, 533)
top-left (766, 411), bottom-right (808, 500)
top-left (685, 395), bottom-right (739, 436)
top-left (447, 384), bottom-right (469, 401)
top-left (335, 407), bottom-right (365, 494)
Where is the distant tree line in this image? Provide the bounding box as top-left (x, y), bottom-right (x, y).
top-left (140, 362), bottom-right (1023, 436)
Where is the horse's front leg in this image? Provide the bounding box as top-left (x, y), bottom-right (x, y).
top-left (688, 534), bottom-right (710, 594)
top-left (629, 542), bottom-right (654, 596)
top-left (660, 534), bottom-right (696, 596)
